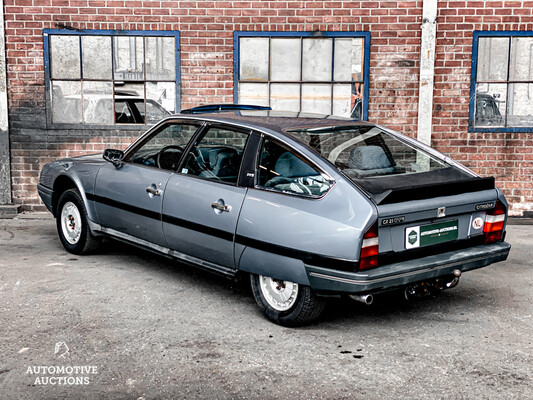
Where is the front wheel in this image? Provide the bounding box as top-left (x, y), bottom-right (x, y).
top-left (250, 274), bottom-right (325, 326)
top-left (56, 189), bottom-right (101, 255)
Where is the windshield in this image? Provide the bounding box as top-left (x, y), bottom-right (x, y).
top-left (286, 125), bottom-right (451, 180)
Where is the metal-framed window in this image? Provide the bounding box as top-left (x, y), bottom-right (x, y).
top-left (43, 29), bottom-right (180, 128)
top-left (470, 31), bottom-right (533, 132)
top-left (233, 31), bottom-right (371, 120)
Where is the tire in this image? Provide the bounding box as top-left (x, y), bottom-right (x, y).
top-left (56, 188), bottom-right (101, 255)
top-left (250, 274), bottom-right (325, 327)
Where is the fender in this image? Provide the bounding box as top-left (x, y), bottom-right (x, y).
top-left (238, 246), bottom-right (311, 286)
top-left (51, 161), bottom-right (106, 225)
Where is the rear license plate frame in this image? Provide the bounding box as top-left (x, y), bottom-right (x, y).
top-left (405, 219), bottom-right (459, 249)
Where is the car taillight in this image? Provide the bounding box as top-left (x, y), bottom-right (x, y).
top-left (360, 221), bottom-right (379, 270)
top-left (483, 200), bottom-right (506, 244)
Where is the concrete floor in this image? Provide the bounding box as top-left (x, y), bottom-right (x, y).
top-left (0, 214), bottom-right (532, 399)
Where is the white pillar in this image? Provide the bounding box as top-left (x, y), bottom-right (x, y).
top-left (417, 0), bottom-right (438, 146)
top-left (0, 0), bottom-right (11, 205)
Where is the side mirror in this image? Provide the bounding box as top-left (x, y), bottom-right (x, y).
top-left (103, 149), bottom-right (124, 167)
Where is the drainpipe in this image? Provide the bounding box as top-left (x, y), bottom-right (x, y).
top-left (0, 0), bottom-right (12, 207)
top-left (417, 0), bottom-right (438, 146)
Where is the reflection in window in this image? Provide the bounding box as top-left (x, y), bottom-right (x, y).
top-left (236, 33), bottom-right (368, 119)
top-left (46, 30), bottom-right (179, 125)
top-left (472, 33), bottom-right (533, 129)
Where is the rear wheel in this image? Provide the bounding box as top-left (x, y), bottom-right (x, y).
top-left (250, 274), bottom-right (325, 326)
top-left (56, 189), bottom-right (101, 254)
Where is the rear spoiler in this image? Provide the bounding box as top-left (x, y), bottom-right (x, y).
top-left (363, 176), bottom-right (496, 205)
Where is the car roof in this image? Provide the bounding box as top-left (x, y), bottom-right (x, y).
top-left (173, 110), bottom-right (376, 135)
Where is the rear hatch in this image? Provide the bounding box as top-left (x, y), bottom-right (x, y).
top-left (284, 123), bottom-right (505, 266)
top-left (375, 184), bottom-right (498, 265)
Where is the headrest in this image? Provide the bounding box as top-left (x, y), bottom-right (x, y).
top-left (349, 146), bottom-right (392, 170)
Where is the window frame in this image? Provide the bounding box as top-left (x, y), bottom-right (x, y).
top-left (233, 31), bottom-right (371, 121)
top-left (43, 29), bottom-right (181, 130)
top-left (469, 30), bottom-right (533, 133)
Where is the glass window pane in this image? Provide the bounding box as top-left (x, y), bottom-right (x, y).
top-left (129, 123), bottom-right (199, 170)
top-left (51, 81), bottom-right (82, 123)
top-left (271, 83), bottom-right (300, 112)
top-left (270, 38), bottom-right (301, 81)
top-left (50, 35), bottom-right (80, 79)
top-left (507, 83), bottom-right (533, 127)
top-left (301, 84), bottom-right (331, 114)
top-left (115, 83), bottom-right (145, 123)
top-left (82, 81), bottom-right (113, 124)
top-left (474, 83), bottom-right (506, 127)
top-left (334, 38), bottom-right (364, 82)
top-left (146, 82), bottom-right (175, 124)
top-left (257, 138), bottom-right (332, 196)
top-left (477, 37), bottom-right (509, 81)
top-left (302, 38), bottom-right (332, 81)
top-left (113, 36), bottom-right (144, 80)
top-left (333, 84), bottom-right (351, 118)
top-left (238, 83), bottom-right (269, 106)
top-left (182, 127), bottom-right (249, 184)
top-left (146, 37), bottom-right (176, 81)
top-left (82, 36), bottom-right (112, 79)
top-left (239, 37), bottom-right (269, 81)
top-left (509, 37), bottom-right (533, 82)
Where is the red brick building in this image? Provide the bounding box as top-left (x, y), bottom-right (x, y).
top-left (1, 0), bottom-right (532, 215)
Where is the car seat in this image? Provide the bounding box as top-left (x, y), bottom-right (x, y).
top-left (347, 145), bottom-right (396, 177)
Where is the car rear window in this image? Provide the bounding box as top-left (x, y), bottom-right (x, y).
top-left (285, 125), bottom-right (453, 179)
top-left (285, 125), bottom-right (478, 203)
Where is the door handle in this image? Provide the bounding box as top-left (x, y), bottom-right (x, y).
top-left (146, 186), bottom-right (162, 196)
top-left (211, 202), bottom-right (231, 212)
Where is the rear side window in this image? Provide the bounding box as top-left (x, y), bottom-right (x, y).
top-left (257, 138), bottom-right (332, 197)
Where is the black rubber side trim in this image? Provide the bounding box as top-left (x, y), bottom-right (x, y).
top-left (235, 234), bottom-right (358, 272)
top-left (86, 193), bottom-right (161, 221)
top-left (86, 192), bottom-right (357, 270)
top-left (162, 214), bottom-right (234, 242)
top-left (87, 192), bottom-right (234, 242)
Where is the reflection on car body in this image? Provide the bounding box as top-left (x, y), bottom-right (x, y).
top-left (37, 107), bottom-right (511, 326)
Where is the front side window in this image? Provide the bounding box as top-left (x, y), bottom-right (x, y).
top-left (181, 127), bottom-right (249, 185)
top-left (470, 32), bottom-right (533, 131)
top-left (257, 138), bottom-right (332, 197)
top-left (234, 32), bottom-right (370, 120)
top-left (44, 30), bottom-right (179, 126)
top-left (126, 123), bottom-right (199, 170)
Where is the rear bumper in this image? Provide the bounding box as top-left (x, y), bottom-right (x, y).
top-left (306, 241), bottom-right (511, 294)
top-left (37, 183), bottom-right (54, 214)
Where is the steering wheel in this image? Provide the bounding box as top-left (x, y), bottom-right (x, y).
top-left (156, 145), bottom-right (184, 170)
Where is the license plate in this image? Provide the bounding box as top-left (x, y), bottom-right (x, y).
top-left (405, 220), bottom-right (458, 249)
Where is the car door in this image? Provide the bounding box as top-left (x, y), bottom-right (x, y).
top-left (162, 125), bottom-right (258, 270)
top-left (93, 121), bottom-right (201, 245)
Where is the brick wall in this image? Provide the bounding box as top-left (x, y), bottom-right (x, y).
top-left (433, 1), bottom-right (533, 215)
top-left (3, 0), bottom-right (532, 215)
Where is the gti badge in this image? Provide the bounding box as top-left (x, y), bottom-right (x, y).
top-left (437, 207), bottom-right (446, 218)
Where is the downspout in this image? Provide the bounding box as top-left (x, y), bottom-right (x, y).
top-left (0, 0), bottom-right (12, 206)
top-left (417, 0), bottom-right (437, 146)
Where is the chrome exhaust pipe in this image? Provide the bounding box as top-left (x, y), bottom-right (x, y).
top-left (349, 294), bottom-right (374, 305)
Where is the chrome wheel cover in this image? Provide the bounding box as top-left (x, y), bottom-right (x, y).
top-left (60, 201), bottom-right (82, 245)
top-left (259, 275), bottom-right (299, 312)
